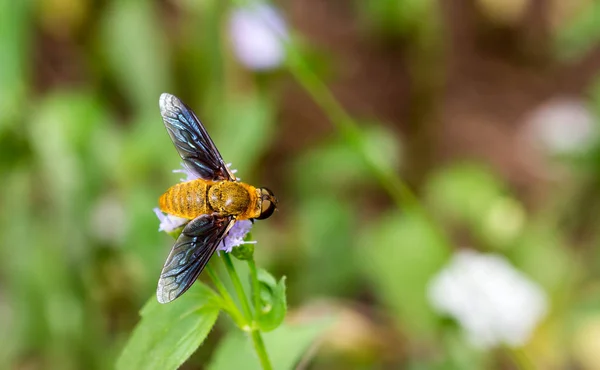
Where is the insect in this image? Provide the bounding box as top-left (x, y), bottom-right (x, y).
top-left (155, 93), bottom-right (277, 304)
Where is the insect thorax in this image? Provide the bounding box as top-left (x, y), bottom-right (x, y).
top-left (207, 181), bottom-right (254, 216)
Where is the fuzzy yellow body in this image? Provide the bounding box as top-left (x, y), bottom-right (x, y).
top-left (159, 179), bottom-right (261, 220)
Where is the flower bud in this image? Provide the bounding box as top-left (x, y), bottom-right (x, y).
top-left (231, 241), bottom-right (255, 260)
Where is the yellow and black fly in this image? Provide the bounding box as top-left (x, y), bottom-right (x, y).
top-left (155, 93), bottom-right (277, 304)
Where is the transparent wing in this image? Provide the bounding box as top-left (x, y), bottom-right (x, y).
top-left (159, 93), bottom-right (235, 181)
top-left (157, 214), bottom-right (235, 303)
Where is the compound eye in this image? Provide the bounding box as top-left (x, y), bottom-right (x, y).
top-left (256, 187), bottom-right (277, 220)
top-left (257, 199), bottom-right (275, 220)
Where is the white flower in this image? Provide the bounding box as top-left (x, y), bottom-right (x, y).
top-left (428, 250), bottom-right (548, 348)
top-left (228, 3), bottom-right (288, 71)
top-left (523, 97), bottom-right (596, 154)
top-left (89, 194), bottom-right (127, 244)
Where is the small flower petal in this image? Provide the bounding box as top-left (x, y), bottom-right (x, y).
top-left (173, 163), bottom-right (200, 182)
top-left (218, 220), bottom-right (255, 253)
top-left (153, 208), bottom-right (188, 233)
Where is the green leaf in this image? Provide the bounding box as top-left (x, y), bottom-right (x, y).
top-left (359, 0), bottom-right (437, 36)
top-left (208, 318), bottom-right (335, 370)
top-left (116, 284), bottom-right (222, 370)
top-left (358, 211), bottom-right (449, 337)
top-left (555, 2), bottom-right (600, 61)
top-left (425, 163), bottom-right (525, 248)
top-left (255, 269), bottom-right (287, 332)
top-left (426, 163), bottom-right (504, 223)
top-left (508, 225), bottom-right (576, 296)
top-left (99, 0), bottom-right (170, 115)
top-left (0, 0), bottom-right (31, 130)
top-left (292, 123), bottom-right (401, 197)
top-left (294, 196), bottom-right (358, 296)
top-left (210, 93), bottom-right (276, 176)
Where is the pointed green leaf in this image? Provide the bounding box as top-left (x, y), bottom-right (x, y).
top-left (117, 283), bottom-right (221, 370)
top-left (255, 269), bottom-right (287, 332)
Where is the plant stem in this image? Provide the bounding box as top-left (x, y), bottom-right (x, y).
top-left (285, 46), bottom-right (419, 211)
top-left (247, 258), bottom-right (261, 311)
top-left (250, 329), bottom-right (272, 370)
top-left (222, 254), bottom-right (273, 370)
top-left (206, 264), bottom-right (246, 328)
top-left (507, 347), bottom-right (535, 370)
top-left (284, 45), bottom-right (452, 250)
top-left (222, 253), bottom-right (253, 319)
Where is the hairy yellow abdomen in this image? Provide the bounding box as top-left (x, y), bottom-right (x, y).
top-left (159, 179), bottom-right (212, 219)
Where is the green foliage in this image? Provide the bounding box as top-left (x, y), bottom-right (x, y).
top-left (426, 163), bottom-right (526, 249)
top-left (359, 0), bottom-right (437, 36)
top-left (2, 0), bottom-right (600, 368)
top-left (117, 284), bottom-right (221, 370)
top-left (99, 0), bottom-right (171, 114)
top-left (555, 2), bottom-right (600, 61)
top-left (231, 241), bottom-right (255, 260)
top-left (255, 268), bottom-right (287, 332)
top-left (509, 226), bottom-right (577, 296)
top-left (208, 318), bottom-right (335, 370)
top-left (211, 93), bottom-right (277, 176)
top-left (359, 211), bottom-right (449, 337)
top-left (0, 1), bottom-right (30, 129)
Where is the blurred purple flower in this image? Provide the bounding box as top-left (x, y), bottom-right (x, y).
top-left (228, 3), bottom-right (289, 71)
top-left (428, 250), bottom-right (548, 348)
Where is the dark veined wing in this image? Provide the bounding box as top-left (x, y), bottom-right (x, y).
top-left (159, 93), bottom-right (235, 181)
top-left (157, 214), bottom-right (235, 304)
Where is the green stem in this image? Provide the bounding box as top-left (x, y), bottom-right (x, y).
top-left (231, 0), bottom-right (422, 213)
top-left (222, 254), bottom-right (273, 370)
top-left (222, 253), bottom-right (253, 320)
top-left (247, 258), bottom-right (261, 312)
top-left (285, 47), bottom-right (418, 210)
top-left (506, 347), bottom-right (535, 370)
top-left (250, 329), bottom-right (271, 370)
top-left (206, 264), bottom-right (246, 328)
top-left (285, 45), bottom-right (451, 250)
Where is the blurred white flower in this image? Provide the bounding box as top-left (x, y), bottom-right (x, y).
top-left (523, 97), bottom-right (596, 155)
top-left (90, 194), bottom-right (127, 244)
top-left (228, 3), bottom-right (288, 71)
top-left (428, 250), bottom-right (548, 348)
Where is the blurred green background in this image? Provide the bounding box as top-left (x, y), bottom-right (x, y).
top-left (3, 0), bottom-right (600, 369)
